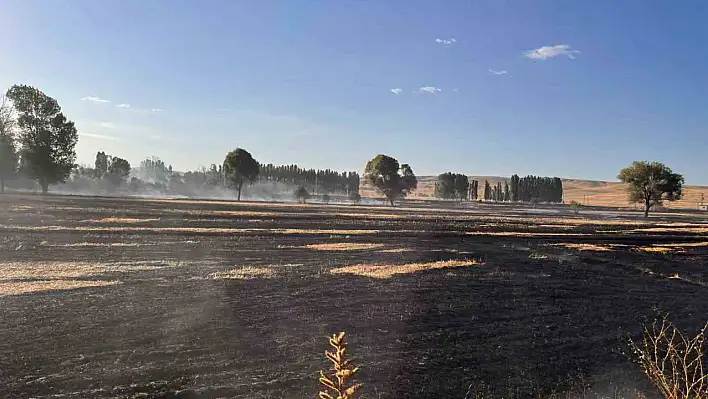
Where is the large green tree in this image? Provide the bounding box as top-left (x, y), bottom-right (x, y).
top-left (106, 156), bottom-right (131, 186)
top-left (618, 161), bottom-right (684, 217)
top-left (94, 151), bottom-right (109, 179)
top-left (6, 85), bottom-right (78, 194)
top-left (223, 148), bottom-right (260, 201)
top-left (0, 95), bottom-right (17, 193)
top-left (363, 154), bottom-right (417, 206)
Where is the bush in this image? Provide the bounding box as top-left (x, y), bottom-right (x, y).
top-left (569, 200), bottom-right (583, 215)
top-left (294, 186), bottom-right (310, 204)
top-left (629, 313), bottom-right (708, 399)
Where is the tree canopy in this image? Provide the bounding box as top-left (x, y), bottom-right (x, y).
top-left (0, 95), bottom-right (17, 193)
top-left (618, 161), bottom-right (684, 217)
top-left (223, 148), bottom-right (260, 201)
top-left (363, 154), bottom-right (417, 206)
top-left (6, 85), bottom-right (78, 194)
top-left (435, 172), bottom-right (470, 201)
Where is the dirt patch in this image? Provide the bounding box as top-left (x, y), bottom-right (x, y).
top-left (303, 243), bottom-right (386, 251)
top-left (210, 267), bottom-right (276, 280)
top-left (0, 280), bottom-right (119, 297)
top-left (330, 259), bottom-right (479, 279)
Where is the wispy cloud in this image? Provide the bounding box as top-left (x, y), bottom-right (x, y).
top-left (524, 44), bottom-right (580, 60)
top-left (390, 88), bottom-right (403, 95)
top-left (435, 38), bottom-right (456, 45)
top-left (116, 103), bottom-right (131, 108)
top-left (98, 122), bottom-right (118, 130)
top-left (151, 108), bottom-right (163, 112)
top-left (81, 96), bottom-right (111, 103)
top-left (417, 86), bottom-right (442, 94)
top-left (79, 132), bottom-right (119, 141)
top-left (489, 69), bottom-right (508, 75)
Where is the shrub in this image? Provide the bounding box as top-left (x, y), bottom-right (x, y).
top-left (569, 200), bottom-right (583, 215)
top-left (629, 313), bottom-right (708, 399)
top-left (294, 186), bottom-right (310, 204)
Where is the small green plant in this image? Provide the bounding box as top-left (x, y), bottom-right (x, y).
top-left (629, 313), bottom-right (708, 399)
top-left (294, 186), bottom-right (310, 204)
top-left (319, 332), bottom-right (362, 399)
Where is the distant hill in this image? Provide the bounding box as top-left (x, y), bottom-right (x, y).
top-left (361, 176), bottom-right (708, 210)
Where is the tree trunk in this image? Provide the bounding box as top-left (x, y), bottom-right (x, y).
top-left (40, 181), bottom-right (48, 195)
top-left (0, 174), bottom-right (4, 194)
top-left (644, 198), bottom-right (651, 217)
top-left (389, 198), bottom-right (395, 207)
top-left (237, 182), bottom-right (243, 201)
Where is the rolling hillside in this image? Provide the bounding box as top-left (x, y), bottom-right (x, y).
top-left (361, 176), bottom-right (708, 210)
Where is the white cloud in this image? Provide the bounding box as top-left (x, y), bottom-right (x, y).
top-left (151, 108), bottom-right (163, 112)
top-left (116, 103), bottom-right (131, 108)
top-left (524, 44), bottom-right (580, 60)
top-left (81, 96), bottom-right (111, 103)
top-left (435, 38), bottom-right (456, 45)
top-left (79, 132), bottom-right (119, 141)
top-left (98, 122), bottom-right (118, 130)
top-left (417, 86), bottom-right (442, 94)
top-left (489, 69), bottom-right (508, 75)
top-left (390, 88), bottom-right (403, 94)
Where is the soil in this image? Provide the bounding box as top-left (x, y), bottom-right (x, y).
top-left (0, 194), bottom-right (707, 398)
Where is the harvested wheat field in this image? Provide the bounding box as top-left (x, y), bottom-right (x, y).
top-left (1, 193), bottom-right (708, 398)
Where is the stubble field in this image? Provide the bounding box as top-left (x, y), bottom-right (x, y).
top-left (1, 194), bottom-right (708, 398)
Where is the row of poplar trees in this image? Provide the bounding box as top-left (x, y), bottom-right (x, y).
top-left (436, 173), bottom-right (564, 203)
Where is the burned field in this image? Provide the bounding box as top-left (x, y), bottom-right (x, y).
top-left (1, 195), bottom-right (708, 398)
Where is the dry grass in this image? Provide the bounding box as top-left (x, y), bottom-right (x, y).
top-left (50, 242), bottom-right (143, 247)
top-left (210, 266), bottom-right (276, 280)
top-left (656, 242), bottom-right (708, 248)
top-left (636, 246), bottom-right (677, 254)
top-left (0, 261), bottom-right (170, 280)
top-left (631, 227), bottom-right (708, 234)
top-left (0, 225), bottom-right (381, 235)
top-left (330, 259), bottom-right (479, 279)
top-left (471, 232), bottom-right (591, 237)
top-left (377, 248), bottom-right (414, 253)
top-left (0, 280), bottom-right (119, 297)
top-left (304, 243), bottom-right (386, 251)
top-left (82, 217), bottom-right (160, 223)
top-left (550, 243), bottom-right (615, 252)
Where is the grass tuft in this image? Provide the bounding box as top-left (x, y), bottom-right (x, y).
top-left (304, 243), bottom-right (386, 251)
top-left (210, 266), bottom-right (275, 280)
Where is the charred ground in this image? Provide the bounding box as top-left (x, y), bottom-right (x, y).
top-left (0, 194), bottom-right (707, 398)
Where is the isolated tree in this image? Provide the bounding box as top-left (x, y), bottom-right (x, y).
top-left (223, 148), bottom-right (260, 201)
top-left (435, 172), bottom-right (456, 199)
top-left (618, 161), bottom-right (684, 217)
top-left (295, 185), bottom-right (310, 203)
top-left (94, 151), bottom-right (109, 179)
top-left (106, 157), bottom-right (131, 185)
top-left (454, 174), bottom-right (470, 201)
top-left (6, 85), bottom-right (78, 194)
top-left (363, 154), bottom-right (417, 206)
top-left (0, 95), bottom-right (17, 193)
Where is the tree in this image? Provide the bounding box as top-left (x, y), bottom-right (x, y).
top-left (0, 95), bottom-right (17, 193)
top-left (435, 172), bottom-right (456, 199)
top-left (348, 191), bottom-right (361, 204)
top-left (6, 85), bottom-right (78, 194)
top-left (483, 180), bottom-right (491, 201)
top-left (223, 148), bottom-right (260, 201)
top-left (94, 151), bottom-right (109, 179)
top-left (510, 174), bottom-right (520, 202)
top-left (503, 181), bottom-right (510, 202)
top-left (618, 161), bottom-right (684, 217)
top-left (295, 185), bottom-right (310, 203)
top-left (454, 174), bottom-right (470, 201)
top-left (363, 154), bottom-right (417, 206)
top-left (106, 157), bottom-right (131, 185)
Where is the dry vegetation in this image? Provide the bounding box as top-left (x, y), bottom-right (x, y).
top-left (330, 259), bottom-right (479, 279)
top-left (82, 217), bottom-right (160, 223)
top-left (210, 266), bottom-right (276, 280)
top-left (0, 280), bottom-right (119, 297)
top-left (303, 243), bottom-right (387, 251)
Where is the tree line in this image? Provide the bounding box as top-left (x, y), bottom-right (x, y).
top-left (0, 84), bottom-right (688, 214)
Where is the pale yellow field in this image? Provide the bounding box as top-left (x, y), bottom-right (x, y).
top-left (362, 176), bottom-right (708, 210)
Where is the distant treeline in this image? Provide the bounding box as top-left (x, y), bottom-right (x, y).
top-left (258, 164), bottom-right (360, 195)
top-left (436, 173), bottom-right (563, 203)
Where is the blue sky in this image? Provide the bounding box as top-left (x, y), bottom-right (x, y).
top-left (2, 1), bottom-right (708, 183)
